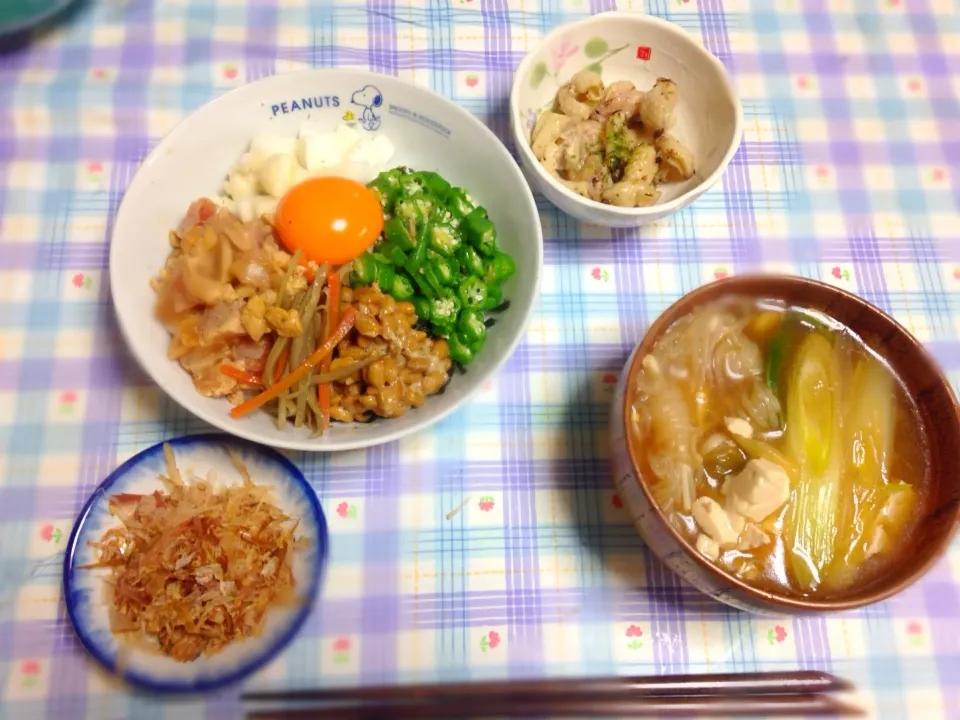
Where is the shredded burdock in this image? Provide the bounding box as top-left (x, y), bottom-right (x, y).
top-left (81, 443), bottom-right (305, 662)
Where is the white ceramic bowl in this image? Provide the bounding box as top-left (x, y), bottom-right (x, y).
top-left (510, 12), bottom-right (742, 228)
top-left (110, 69), bottom-right (543, 452)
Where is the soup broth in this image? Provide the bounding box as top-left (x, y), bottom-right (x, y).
top-left (629, 296), bottom-right (928, 597)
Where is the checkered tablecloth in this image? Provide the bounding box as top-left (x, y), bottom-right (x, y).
top-left (2, 0), bottom-right (959, 718)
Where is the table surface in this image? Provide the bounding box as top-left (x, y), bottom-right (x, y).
top-left (2, 0), bottom-right (959, 718)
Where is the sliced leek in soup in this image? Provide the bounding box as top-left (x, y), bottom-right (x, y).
top-left (629, 296), bottom-right (927, 597)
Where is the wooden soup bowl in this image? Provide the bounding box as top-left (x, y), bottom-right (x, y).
top-left (609, 275), bottom-right (960, 614)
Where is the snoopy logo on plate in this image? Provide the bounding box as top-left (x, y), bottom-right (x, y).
top-left (351, 85), bottom-right (383, 131)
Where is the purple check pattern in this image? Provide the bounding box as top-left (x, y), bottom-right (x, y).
top-left (1, 1), bottom-right (959, 719)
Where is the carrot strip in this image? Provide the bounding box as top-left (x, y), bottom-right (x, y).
top-left (318, 271), bottom-right (341, 428)
top-left (220, 364), bottom-right (263, 386)
top-left (317, 383), bottom-right (331, 427)
top-left (230, 306), bottom-right (357, 419)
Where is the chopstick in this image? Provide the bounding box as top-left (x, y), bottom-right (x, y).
top-left (248, 696), bottom-right (861, 719)
top-left (244, 670), bottom-right (852, 702)
top-left (244, 671), bottom-right (863, 719)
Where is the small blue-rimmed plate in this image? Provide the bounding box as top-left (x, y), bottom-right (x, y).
top-left (63, 434), bottom-right (326, 693)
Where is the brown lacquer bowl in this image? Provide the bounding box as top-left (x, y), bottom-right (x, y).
top-left (609, 275), bottom-right (960, 614)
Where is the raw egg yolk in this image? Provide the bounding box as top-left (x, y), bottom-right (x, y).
top-left (274, 176), bottom-right (383, 265)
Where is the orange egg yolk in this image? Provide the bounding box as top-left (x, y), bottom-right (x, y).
top-left (274, 176), bottom-right (383, 265)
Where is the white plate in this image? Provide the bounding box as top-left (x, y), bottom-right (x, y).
top-left (110, 69), bottom-right (543, 451)
top-left (63, 434), bottom-right (326, 693)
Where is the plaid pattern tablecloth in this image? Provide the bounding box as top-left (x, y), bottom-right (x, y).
top-left (2, 0), bottom-right (959, 718)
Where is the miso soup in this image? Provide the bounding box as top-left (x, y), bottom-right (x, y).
top-left (629, 296), bottom-right (928, 597)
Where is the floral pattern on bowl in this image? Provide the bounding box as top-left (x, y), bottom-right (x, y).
top-left (525, 35), bottom-right (632, 131)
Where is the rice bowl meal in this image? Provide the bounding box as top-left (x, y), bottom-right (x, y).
top-left (152, 123), bottom-right (516, 435)
top-left (109, 69), bottom-right (543, 451)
